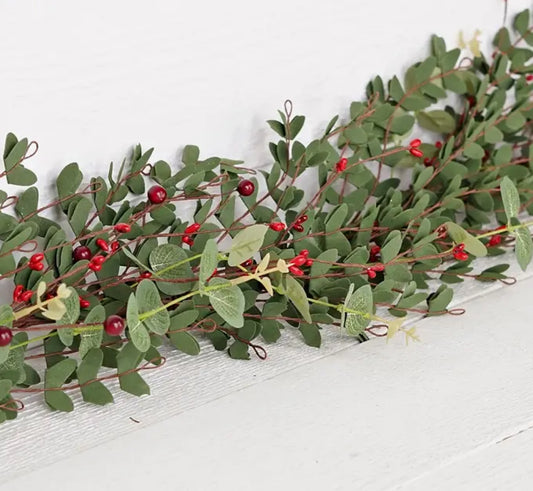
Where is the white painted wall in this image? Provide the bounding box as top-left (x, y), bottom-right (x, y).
top-left (0, 0), bottom-right (528, 197)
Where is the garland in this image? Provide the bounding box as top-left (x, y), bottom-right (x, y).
top-left (0, 9), bottom-right (533, 424)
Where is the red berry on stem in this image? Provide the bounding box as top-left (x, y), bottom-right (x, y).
top-left (300, 249), bottom-right (309, 257)
top-left (269, 222), bottom-right (285, 232)
top-left (293, 224), bottom-right (304, 233)
top-left (20, 290), bottom-right (34, 302)
top-left (409, 138), bottom-right (422, 148)
top-left (290, 255), bottom-right (307, 267)
top-left (111, 241), bottom-right (120, 252)
top-left (305, 258), bottom-right (314, 267)
top-left (488, 235), bottom-right (502, 247)
top-left (95, 238), bottom-right (109, 252)
top-left (92, 255), bottom-right (106, 265)
top-left (526, 74), bottom-right (533, 82)
top-left (29, 262), bottom-right (44, 271)
top-left (114, 223), bottom-right (131, 234)
top-left (454, 251), bottom-right (469, 261)
top-left (147, 185), bottom-right (167, 204)
top-left (237, 179), bottom-right (255, 197)
top-left (296, 215), bottom-right (308, 224)
top-left (184, 223), bottom-right (201, 234)
top-left (89, 262), bottom-right (102, 272)
top-left (104, 315), bottom-right (125, 336)
top-left (0, 327), bottom-right (13, 347)
top-left (435, 141), bottom-right (443, 149)
top-left (409, 148), bottom-right (424, 158)
top-left (288, 265), bottom-right (304, 276)
top-left (73, 246), bottom-right (92, 262)
top-left (140, 271), bottom-right (152, 279)
top-left (372, 263), bottom-right (385, 272)
top-left (13, 285), bottom-right (24, 303)
top-left (336, 157), bottom-right (348, 172)
top-left (79, 297), bottom-right (90, 309)
top-left (30, 253), bottom-right (44, 264)
top-left (182, 235), bottom-right (194, 246)
top-left (366, 268), bottom-right (377, 279)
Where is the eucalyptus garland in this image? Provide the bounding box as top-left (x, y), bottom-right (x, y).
top-left (1, 9), bottom-right (533, 424)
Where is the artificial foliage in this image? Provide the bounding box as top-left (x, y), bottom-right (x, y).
top-left (1, 9), bottom-right (533, 423)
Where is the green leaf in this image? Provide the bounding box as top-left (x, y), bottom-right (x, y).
top-left (79, 305), bottom-right (105, 358)
top-left (207, 277), bottom-right (245, 328)
top-left (485, 126), bottom-right (503, 144)
top-left (285, 275), bottom-right (312, 323)
top-left (57, 163), bottom-right (83, 210)
top-left (15, 187), bottom-right (38, 218)
top-left (299, 323), bottom-right (321, 348)
top-left (149, 243), bottom-right (194, 295)
top-left (417, 110), bottom-right (455, 133)
top-left (513, 9), bottom-right (529, 35)
top-left (168, 331), bottom-right (200, 355)
top-left (117, 342), bottom-right (150, 396)
top-left (463, 142), bottom-right (485, 160)
top-left (126, 293), bottom-right (151, 352)
top-left (380, 231), bottom-right (402, 263)
top-left (199, 239), bottom-right (218, 286)
top-left (514, 226), bottom-right (533, 271)
top-left (44, 358), bottom-right (77, 412)
top-left (137, 280), bottom-right (170, 334)
top-left (445, 222), bottom-right (487, 257)
top-left (227, 224), bottom-right (268, 267)
top-left (500, 176), bottom-right (520, 221)
top-left (77, 349), bottom-right (113, 405)
top-left (56, 287), bottom-right (80, 346)
top-left (3, 134), bottom-right (37, 186)
top-left (344, 285), bottom-right (373, 336)
top-left (67, 197), bottom-right (92, 235)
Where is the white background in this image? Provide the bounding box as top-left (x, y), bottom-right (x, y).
top-left (1, 1), bottom-right (533, 489)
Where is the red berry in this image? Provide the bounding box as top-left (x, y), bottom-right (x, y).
top-left (147, 185), bottom-right (167, 204)
top-left (423, 157), bottom-right (432, 166)
top-left (29, 262), bottom-right (44, 271)
top-left (467, 95), bottom-right (476, 106)
top-left (488, 235), bottom-right (502, 247)
top-left (237, 179), bottom-right (255, 197)
top-left (288, 265), bottom-right (304, 276)
top-left (336, 157), bottom-right (348, 172)
top-left (79, 297), bottom-right (90, 309)
top-left (88, 262), bottom-right (102, 272)
top-left (290, 256), bottom-right (306, 267)
top-left (184, 223), bottom-right (201, 234)
top-left (409, 148), bottom-right (424, 158)
top-left (140, 271), bottom-right (152, 279)
top-left (95, 238), bottom-right (109, 252)
top-left (300, 249), bottom-right (309, 257)
top-left (111, 241), bottom-right (120, 252)
top-left (435, 141), bottom-right (443, 149)
top-left (182, 235), bottom-right (194, 246)
top-left (0, 327), bottom-right (13, 347)
top-left (526, 74), bottom-right (533, 82)
top-left (91, 255), bottom-right (106, 265)
top-left (293, 224), bottom-right (304, 233)
top-left (73, 246), bottom-right (92, 262)
top-left (104, 315), bottom-right (125, 336)
top-left (296, 215), bottom-right (308, 224)
top-left (370, 245), bottom-right (381, 255)
top-left (454, 243), bottom-right (466, 252)
top-left (410, 138), bottom-right (422, 148)
top-left (372, 263), bottom-right (385, 272)
top-left (269, 222), bottom-right (285, 232)
top-left (30, 253), bottom-right (44, 264)
top-left (366, 268), bottom-right (377, 279)
top-left (20, 290), bottom-right (34, 302)
top-left (241, 259), bottom-right (253, 268)
top-left (13, 285), bottom-right (24, 303)
top-left (453, 251), bottom-right (469, 261)
top-left (305, 258), bottom-right (314, 267)
top-left (114, 223), bottom-right (131, 234)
